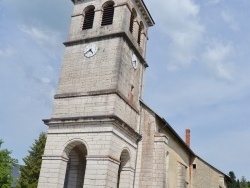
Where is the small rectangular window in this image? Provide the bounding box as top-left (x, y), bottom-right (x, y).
top-left (193, 164), bottom-right (196, 169)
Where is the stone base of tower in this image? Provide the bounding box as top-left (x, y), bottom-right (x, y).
top-left (38, 156), bottom-right (68, 187)
top-left (38, 117), bottom-right (140, 188)
top-left (84, 156), bottom-right (120, 187)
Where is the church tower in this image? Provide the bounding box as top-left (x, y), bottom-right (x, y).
top-left (38, 0), bottom-right (154, 187)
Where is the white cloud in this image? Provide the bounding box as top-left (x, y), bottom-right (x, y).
top-left (0, 46), bottom-right (14, 57)
top-left (221, 10), bottom-right (240, 31)
top-left (206, 0), bottom-right (221, 5)
top-left (20, 25), bottom-right (50, 42)
top-left (41, 77), bottom-right (51, 83)
top-left (19, 25), bottom-right (62, 53)
top-left (167, 22), bottom-right (204, 71)
top-left (202, 40), bottom-right (235, 81)
top-left (145, 0), bottom-right (205, 71)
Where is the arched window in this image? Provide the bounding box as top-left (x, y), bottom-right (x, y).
top-left (82, 6), bottom-right (95, 30)
top-left (137, 22), bottom-right (144, 46)
top-left (117, 149), bottom-right (131, 188)
top-left (101, 1), bottom-right (115, 26)
top-left (129, 9), bottom-right (137, 33)
top-left (64, 143), bottom-right (87, 188)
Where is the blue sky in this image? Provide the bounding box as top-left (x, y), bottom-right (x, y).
top-left (1, 0), bottom-right (250, 180)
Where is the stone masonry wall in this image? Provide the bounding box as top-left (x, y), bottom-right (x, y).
top-left (157, 121), bottom-right (190, 188)
top-left (191, 157), bottom-right (227, 188)
top-left (56, 38), bottom-right (120, 96)
top-left (153, 133), bottom-right (168, 187)
top-left (52, 95), bottom-right (115, 118)
top-left (117, 38), bottom-right (144, 110)
top-left (52, 94), bottom-right (139, 131)
top-left (38, 122), bottom-right (137, 188)
top-left (132, 109), bottom-right (192, 188)
top-left (135, 106), bottom-right (169, 188)
top-left (137, 106), bottom-right (156, 187)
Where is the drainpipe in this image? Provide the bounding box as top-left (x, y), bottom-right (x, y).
top-left (132, 63), bottom-right (145, 188)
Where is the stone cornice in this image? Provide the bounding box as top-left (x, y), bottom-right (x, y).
top-left (86, 155), bottom-right (120, 164)
top-left (135, 0), bottom-right (155, 27)
top-left (43, 115), bottom-right (142, 142)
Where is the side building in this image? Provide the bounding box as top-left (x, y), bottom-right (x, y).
top-left (37, 0), bottom-right (231, 187)
top-left (137, 102), bottom-right (231, 188)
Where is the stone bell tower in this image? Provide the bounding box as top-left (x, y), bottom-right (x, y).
top-left (38, 0), bottom-right (154, 187)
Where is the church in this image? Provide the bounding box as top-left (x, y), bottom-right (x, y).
top-left (37, 0), bottom-right (231, 187)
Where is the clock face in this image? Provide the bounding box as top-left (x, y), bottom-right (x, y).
top-left (132, 54), bottom-right (138, 69)
top-left (84, 43), bottom-right (97, 58)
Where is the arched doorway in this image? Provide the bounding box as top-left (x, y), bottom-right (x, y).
top-left (117, 149), bottom-right (131, 188)
top-left (63, 143), bottom-right (87, 188)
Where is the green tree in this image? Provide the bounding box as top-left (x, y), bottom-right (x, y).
top-left (240, 176), bottom-right (247, 188)
top-left (236, 179), bottom-right (240, 188)
top-left (228, 171), bottom-right (241, 188)
top-left (240, 176), bottom-right (250, 188)
top-left (18, 132), bottom-right (46, 188)
top-left (228, 171), bottom-right (250, 188)
top-left (229, 171), bottom-right (237, 186)
top-left (0, 139), bottom-right (18, 188)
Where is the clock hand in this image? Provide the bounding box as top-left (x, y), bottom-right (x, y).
top-left (85, 48), bottom-right (93, 54)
